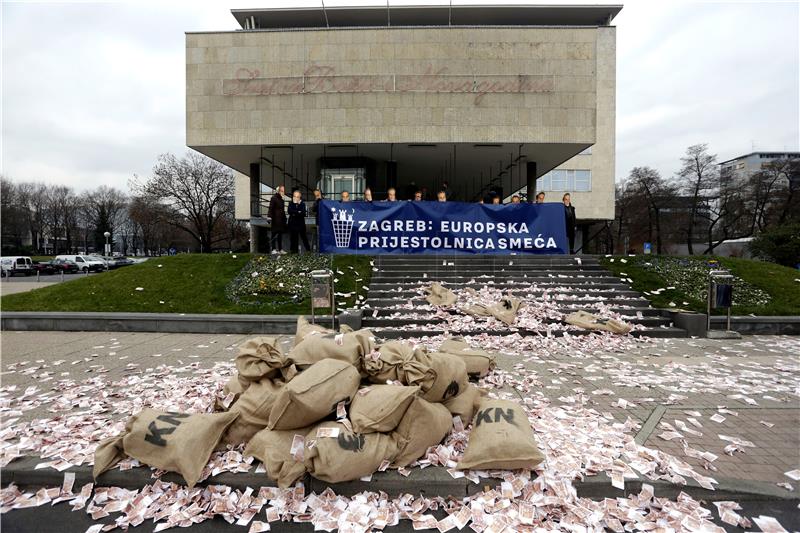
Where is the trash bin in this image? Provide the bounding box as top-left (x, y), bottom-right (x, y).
top-left (708, 270), bottom-right (734, 331)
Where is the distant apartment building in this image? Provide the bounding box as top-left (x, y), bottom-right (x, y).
top-left (719, 151), bottom-right (800, 188)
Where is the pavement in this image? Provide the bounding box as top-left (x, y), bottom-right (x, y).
top-left (0, 272), bottom-right (96, 296)
top-left (0, 331), bottom-right (798, 531)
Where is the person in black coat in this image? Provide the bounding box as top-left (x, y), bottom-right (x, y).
top-left (268, 185), bottom-right (287, 253)
top-left (563, 193), bottom-right (577, 254)
top-left (288, 190), bottom-right (311, 253)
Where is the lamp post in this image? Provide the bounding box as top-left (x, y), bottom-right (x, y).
top-left (104, 231), bottom-right (111, 256)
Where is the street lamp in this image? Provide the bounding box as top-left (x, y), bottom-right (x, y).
top-left (104, 232), bottom-right (111, 256)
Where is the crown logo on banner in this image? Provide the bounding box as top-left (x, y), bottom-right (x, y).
top-left (331, 208), bottom-right (355, 248)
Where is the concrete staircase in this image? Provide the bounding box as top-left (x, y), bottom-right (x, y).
top-left (362, 255), bottom-right (687, 338)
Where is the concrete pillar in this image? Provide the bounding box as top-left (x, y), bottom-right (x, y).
top-left (250, 224), bottom-right (259, 253)
top-left (526, 162), bottom-right (537, 203)
top-left (249, 163), bottom-right (261, 216)
top-left (386, 161), bottom-right (398, 192)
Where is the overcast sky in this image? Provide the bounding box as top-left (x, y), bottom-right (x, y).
top-left (2, 0), bottom-right (798, 192)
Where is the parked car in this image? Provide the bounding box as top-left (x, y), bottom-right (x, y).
top-left (48, 258), bottom-right (79, 274)
top-left (0, 256), bottom-right (34, 277)
top-left (102, 255), bottom-right (134, 269)
top-left (31, 261), bottom-right (57, 275)
top-left (54, 254), bottom-right (106, 272)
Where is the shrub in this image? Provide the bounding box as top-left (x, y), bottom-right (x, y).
top-left (749, 224), bottom-right (800, 268)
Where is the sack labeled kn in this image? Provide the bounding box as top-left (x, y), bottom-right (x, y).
top-left (457, 399), bottom-right (544, 471)
top-left (443, 383), bottom-right (483, 426)
top-left (420, 352), bottom-right (469, 404)
top-left (304, 421), bottom-right (400, 484)
top-left (93, 409), bottom-right (238, 488)
top-left (268, 359), bottom-right (360, 430)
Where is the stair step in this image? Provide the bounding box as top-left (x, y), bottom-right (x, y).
top-left (364, 297), bottom-right (654, 308)
top-left (362, 316), bottom-right (671, 327)
top-left (372, 326), bottom-right (687, 340)
top-left (366, 289), bottom-right (645, 299)
top-left (369, 281), bottom-right (633, 290)
top-left (367, 306), bottom-right (663, 317)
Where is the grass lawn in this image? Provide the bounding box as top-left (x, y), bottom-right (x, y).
top-left (600, 255), bottom-right (800, 316)
top-left (0, 253), bottom-right (373, 315)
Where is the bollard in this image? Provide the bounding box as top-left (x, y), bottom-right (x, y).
top-left (60, 270), bottom-right (64, 282)
top-left (36, 271), bottom-right (40, 282)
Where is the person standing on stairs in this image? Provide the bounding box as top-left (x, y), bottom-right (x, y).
top-left (563, 193), bottom-right (577, 254)
top-left (268, 185), bottom-right (287, 254)
top-left (288, 190), bottom-right (311, 253)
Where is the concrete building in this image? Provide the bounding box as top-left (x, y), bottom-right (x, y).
top-left (719, 151), bottom-right (800, 188)
top-left (186, 4), bottom-right (621, 252)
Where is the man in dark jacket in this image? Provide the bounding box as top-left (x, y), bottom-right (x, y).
top-left (268, 185), bottom-right (287, 253)
top-left (288, 190), bottom-right (311, 253)
top-left (563, 193), bottom-right (577, 254)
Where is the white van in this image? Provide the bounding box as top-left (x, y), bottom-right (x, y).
top-left (55, 254), bottom-right (106, 272)
top-left (0, 256), bottom-right (33, 277)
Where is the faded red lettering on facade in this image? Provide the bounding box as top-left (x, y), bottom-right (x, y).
top-left (221, 64), bottom-right (555, 104)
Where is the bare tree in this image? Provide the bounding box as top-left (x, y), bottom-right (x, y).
top-left (133, 151), bottom-right (235, 253)
top-left (676, 144), bottom-right (718, 255)
top-left (82, 186), bottom-right (128, 252)
top-left (625, 166), bottom-right (675, 254)
top-left (1, 178), bottom-right (28, 251)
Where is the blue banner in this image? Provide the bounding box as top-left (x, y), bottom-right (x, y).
top-left (318, 200), bottom-right (568, 255)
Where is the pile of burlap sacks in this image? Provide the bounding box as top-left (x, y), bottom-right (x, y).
top-left (94, 317), bottom-right (544, 488)
top-left (425, 282), bottom-right (631, 333)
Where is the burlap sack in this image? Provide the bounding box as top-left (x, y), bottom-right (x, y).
top-left (215, 375), bottom-right (246, 411)
top-left (222, 378), bottom-right (285, 445)
top-left (443, 383), bottom-right (483, 425)
top-left (288, 329), bottom-right (374, 371)
top-left (304, 421), bottom-right (400, 483)
top-left (268, 359), bottom-right (360, 430)
top-left (245, 427), bottom-right (309, 488)
top-left (391, 397), bottom-right (452, 467)
top-left (437, 339), bottom-right (496, 377)
top-left (363, 341), bottom-right (435, 390)
top-left (565, 310), bottom-right (632, 334)
top-left (464, 293), bottom-right (522, 326)
top-left (93, 409), bottom-right (238, 488)
top-left (349, 385), bottom-right (419, 434)
top-left (425, 282), bottom-right (457, 307)
top-left (457, 399), bottom-right (544, 471)
top-left (421, 352), bottom-right (469, 403)
top-left (294, 316), bottom-right (333, 346)
top-left (235, 336), bottom-right (290, 384)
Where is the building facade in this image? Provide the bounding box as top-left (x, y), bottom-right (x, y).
top-left (719, 151), bottom-right (800, 188)
top-left (186, 4), bottom-right (620, 252)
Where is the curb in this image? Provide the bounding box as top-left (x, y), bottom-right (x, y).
top-left (0, 312), bottom-right (323, 335)
top-left (2, 456), bottom-right (797, 503)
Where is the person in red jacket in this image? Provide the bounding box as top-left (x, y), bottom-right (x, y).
top-left (268, 185), bottom-right (287, 254)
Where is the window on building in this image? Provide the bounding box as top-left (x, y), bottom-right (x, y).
top-left (319, 168), bottom-right (366, 198)
top-left (578, 146), bottom-right (592, 155)
top-left (537, 169), bottom-right (592, 192)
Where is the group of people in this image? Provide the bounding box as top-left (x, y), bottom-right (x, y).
top-left (267, 185), bottom-right (578, 254)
